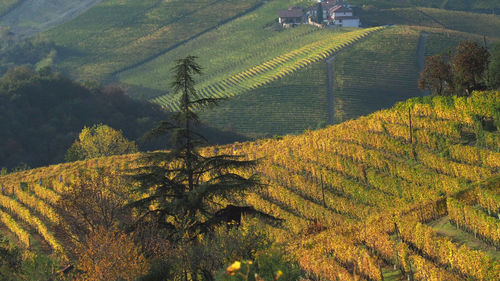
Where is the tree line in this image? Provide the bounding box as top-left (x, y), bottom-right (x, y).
top-left (418, 39), bottom-right (500, 96)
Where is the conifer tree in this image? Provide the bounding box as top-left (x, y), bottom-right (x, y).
top-left (127, 56), bottom-right (260, 242)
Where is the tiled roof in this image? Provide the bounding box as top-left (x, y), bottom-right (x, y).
top-left (277, 7), bottom-right (303, 18)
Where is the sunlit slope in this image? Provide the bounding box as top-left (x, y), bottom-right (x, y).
top-left (44, 0), bottom-right (264, 81)
top-left (198, 25), bottom-right (487, 137)
top-left (0, 91), bottom-right (498, 279)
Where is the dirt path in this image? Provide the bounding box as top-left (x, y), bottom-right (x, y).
top-left (326, 55), bottom-right (335, 125)
top-left (417, 31), bottom-right (428, 96)
top-left (0, 0), bottom-right (104, 39)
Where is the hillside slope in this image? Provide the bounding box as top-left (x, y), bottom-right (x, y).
top-left (0, 91), bottom-right (498, 279)
top-left (0, 0), bottom-right (104, 38)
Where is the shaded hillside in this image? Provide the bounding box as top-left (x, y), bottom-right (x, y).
top-left (0, 67), bottom-right (169, 169)
top-left (0, 91), bottom-right (498, 279)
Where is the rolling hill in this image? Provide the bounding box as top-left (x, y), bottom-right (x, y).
top-left (1, 0), bottom-right (500, 139)
top-left (0, 91), bottom-right (498, 279)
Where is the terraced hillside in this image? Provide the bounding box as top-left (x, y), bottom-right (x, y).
top-left (153, 26), bottom-right (385, 111)
top-left (0, 91), bottom-right (498, 279)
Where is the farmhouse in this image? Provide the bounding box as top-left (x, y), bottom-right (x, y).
top-left (277, 6), bottom-right (304, 25)
top-left (308, 1), bottom-right (360, 27)
top-left (329, 4), bottom-right (360, 27)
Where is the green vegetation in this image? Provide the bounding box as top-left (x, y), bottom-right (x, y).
top-left (0, 0), bottom-right (20, 16)
top-left (45, 0), bottom-right (264, 81)
top-left (360, 7), bottom-right (500, 38)
top-left (0, 67), bottom-right (167, 169)
top-left (0, 91), bottom-right (498, 280)
top-left (351, 0), bottom-right (500, 11)
top-left (199, 60), bottom-right (328, 137)
top-left (117, 1), bottom-right (339, 98)
top-left (333, 26), bottom-right (422, 123)
top-left (153, 27), bottom-right (384, 111)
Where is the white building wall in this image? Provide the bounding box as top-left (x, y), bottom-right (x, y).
top-left (334, 18), bottom-right (359, 27)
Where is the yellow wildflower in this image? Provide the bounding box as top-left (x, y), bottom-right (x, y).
top-left (275, 270), bottom-right (283, 280)
top-left (226, 261), bottom-right (241, 275)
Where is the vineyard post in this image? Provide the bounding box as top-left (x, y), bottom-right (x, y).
top-left (321, 174), bottom-right (326, 207)
top-left (408, 107), bottom-right (413, 145)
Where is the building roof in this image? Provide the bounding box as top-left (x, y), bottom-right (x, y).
top-left (330, 5), bottom-right (352, 13)
top-left (277, 7), bottom-right (303, 18)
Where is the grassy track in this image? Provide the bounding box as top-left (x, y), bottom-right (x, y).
top-left (428, 216), bottom-right (500, 259)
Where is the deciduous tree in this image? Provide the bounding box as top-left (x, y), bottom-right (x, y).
top-left (418, 55), bottom-right (454, 96)
top-left (75, 226), bottom-right (149, 281)
top-left (453, 40), bottom-right (490, 96)
top-left (65, 124), bottom-right (138, 161)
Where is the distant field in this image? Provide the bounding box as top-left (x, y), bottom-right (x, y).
top-left (350, 0), bottom-right (500, 11)
top-left (45, 0), bottom-right (264, 81)
top-left (333, 26), bottom-right (422, 123)
top-left (0, 0), bottom-right (103, 38)
top-left (152, 27), bottom-right (384, 111)
top-left (360, 7), bottom-right (500, 39)
top-left (199, 60), bottom-right (329, 137)
top-left (117, 0), bottom-right (333, 98)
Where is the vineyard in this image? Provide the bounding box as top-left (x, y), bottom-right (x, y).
top-left (44, 0), bottom-right (265, 80)
top-left (0, 91), bottom-right (498, 279)
top-left (152, 27), bottom-right (385, 111)
top-left (199, 60), bottom-right (329, 137)
top-left (360, 6), bottom-right (500, 39)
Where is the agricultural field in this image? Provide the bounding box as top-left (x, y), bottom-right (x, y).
top-left (350, 0), bottom-right (500, 11)
top-left (199, 60), bottom-right (329, 137)
top-left (117, 0), bottom-right (336, 98)
top-left (333, 26), bottom-right (422, 123)
top-left (43, 0), bottom-right (265, 81)
top-left (0, 91), bottom-right (498, 280)
top-left (152, 27), bottom-right (384, 111)
top-left (359, 7), bottom-right (500, 39)
top-left (0, 0), bottom-right (104, 38)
